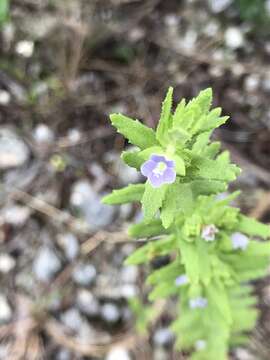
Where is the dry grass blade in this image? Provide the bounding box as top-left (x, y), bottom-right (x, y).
top-left (45, 319), bottom-right (137, 357)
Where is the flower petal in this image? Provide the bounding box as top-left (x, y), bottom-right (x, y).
top-left (141, 160), bottom-right (156, 177)
top-left (150, 154), bottom-right (166, 163)
top-left (165, 159), bottom-right (175, 168)
top-left (231, 232), bottom-right (249, 250)
top-left (163, 167), bottom-right (176, 184)
top-left (148, 173), bottom-right (164, 188)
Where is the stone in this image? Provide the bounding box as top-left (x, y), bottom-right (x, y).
top-left (0, 128), bottom-right (30, 169)
top-left (0, 90), bottom-right (11, 105)
top-left (72, 263), bottom-right (96, 286)
top-left (244, 74), bottom-right (260, 92)
top-left (0, 254), bottom-right (15, 273)
top-left (101, 303), bottom-right (121, 323)
top-left (56, 349), bottom-right (71, 360)
top-left (106, 347), bottom-right (131, 360)
top-left (70, 180), bottom-right (115, 230)
top-left (235, 348), bottom-right (256, 360)
top-left (76, 289), bottom-right (100, 316)
top-left (33, 124), bottom-right (54, 144)
top-left (67, 128), bottom-right (81, 144)
top-left (57, 233), bottom-right (79, 261)
top-left (33, 247), bottom-right (61, 282)
top-left (262, 73), bottom-right (270, 92)
top-left (61, 308), bottom-right (83, 332)
top-left (153, 328), bottom-right (174, 347)
top-left (121, 266), bottom-right (138, 283)
top-left (1, 204), bottom-right (31, 226)
top-left (208, 0), bottom-right (233, 13)
top-left (15, 40), bottom-right (34, 58)
top-left (0, 295), bottom-right (12, 323)
top-left (153, 348), bottom-right (168, 360)
top-left (225, 27), bottom-right (244, 49)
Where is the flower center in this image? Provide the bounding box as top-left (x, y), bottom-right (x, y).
top-left (153, 161), bottom-right (167, 176)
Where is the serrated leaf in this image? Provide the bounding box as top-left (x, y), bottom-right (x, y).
top-left (148, 282), bottom-right (178, 301)
top-left (110, 113), bottom-right (158, 149)
top-left (128, 219), bottom-right (168, 238)
top-left (238, 215), bottom-right (270, 239)
top-left (171, 154), bottom-right (186, 175)
top-left (206, 282), bottom-right (232, 325)
top-left (142, 181), bottom-right (168, 223)
top-left (156, 87), bottom-right (173, 144)
top-left (125, 235), bottom-right (175, 265)
top-left (191, 155), bottom-right (239, 182)
top-left (121, 150), bottom-right (144, 169)
top-left (192, 132), bottom-right (211, 154)
top-left (146, 260), bottom-right (184, 285)
top-left (197, 240), bottom-right (212, 285)
top-left (161, 182), bottom-right (193, 228)
top-left (179, 239), bottom-right (200, 284)
top-left (190, 179), bottom-right (227, 197)
top-left (102, 184), bottom-right (144, 205)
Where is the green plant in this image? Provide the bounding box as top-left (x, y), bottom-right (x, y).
top-left (235, 0), bottom-right (270, 32)
top-left (102, 88), bottom-right (270, 359)
top-left (0, 0), bottom-right (9, 25)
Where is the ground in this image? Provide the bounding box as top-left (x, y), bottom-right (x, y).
top-left (0, 1), bottom-right (270, 359)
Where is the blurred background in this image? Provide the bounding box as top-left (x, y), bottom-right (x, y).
top-left (0, 0), bottom-right (270, 359)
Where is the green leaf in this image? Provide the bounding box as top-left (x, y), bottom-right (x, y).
top-left (121, 150), bottom-right (144, 169)
top-left (161, 182), bottom-right (193, 228)
top-left (156, 87), bottom-right (174, 144)
top-left (171, 154), bottom-right (186, 175)
top-left (191, 155), bottom-right (239, 182)
top-left (128, 219), bottom-right (168, 238)
top-left (179, 239), bottom-right (200, 284)
top-left (190, 179), bottom-right (227, 197)
top-left (0, 0), bottom-right (9, 24)
top-left (206, 282), bottom-right (232, 325)
top-left (149, 282), bottom-right (178, 301)
top-left (197, 240), bottom-right (212, 285)
top-left (102, 184), bottom-right (144, 205)
top-left (238, 215), bottom-right (270, 239)
top-left (142, 181), bottom-right (168, 223)
top-left (146, 260), bottom-right (184, 285)
top-left (110, 113), bottom-right (158, 149)
top-left (125, 235), bottom-right (175, 265)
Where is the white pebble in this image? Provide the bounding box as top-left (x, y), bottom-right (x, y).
top-left (0, 90), bottom-right (11, 105)
top-left (106, 347), bottom-right (131, 360)
top-left (0, 295), bottom-right (12, 323)
top-left (33, 124), bottom-right (54, 144)
top-left (101, 303), bottom-right (121, 323)
top-left (15, 40), bottom-right (34, 58)
top-left (0, 254), bottom-right (15, 273)
top-left (225, 27), bottom-right (244, 49)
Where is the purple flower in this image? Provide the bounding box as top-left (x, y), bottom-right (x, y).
top-left (175, 274), bottom-right (189, 287)
top-left (201, 224), bottom-right (218, 242)
top-left (231, 232), bottom-right (249, 250)
top-left (189, 297), bottom-right (208, 309)
top-left (141, 154), bottom-right (176, 188)
top-left (195, 340), bottom-right (207, 351)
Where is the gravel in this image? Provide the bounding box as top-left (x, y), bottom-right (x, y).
top-left (0, 295), bottom-right (12, 323)
top-left (0, 128), bottom-right (30, 169)
top-left (33, 246), bottom-right (61, 282)
top-left (72, 262), bottom-right (97, 286)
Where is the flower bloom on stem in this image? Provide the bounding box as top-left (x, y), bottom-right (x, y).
top-left (231, 232), bottom-right (249, 250)
top-left (195, 340), bottom-right (207, 351)
top-left (189, 297), bottom-right (208, 309)
top-left (201, 224), bottom-right (219, 241)
top-left (140, 154), bottom-right (176, 188)
top-left (175, 274), bottom-right (189, 287)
